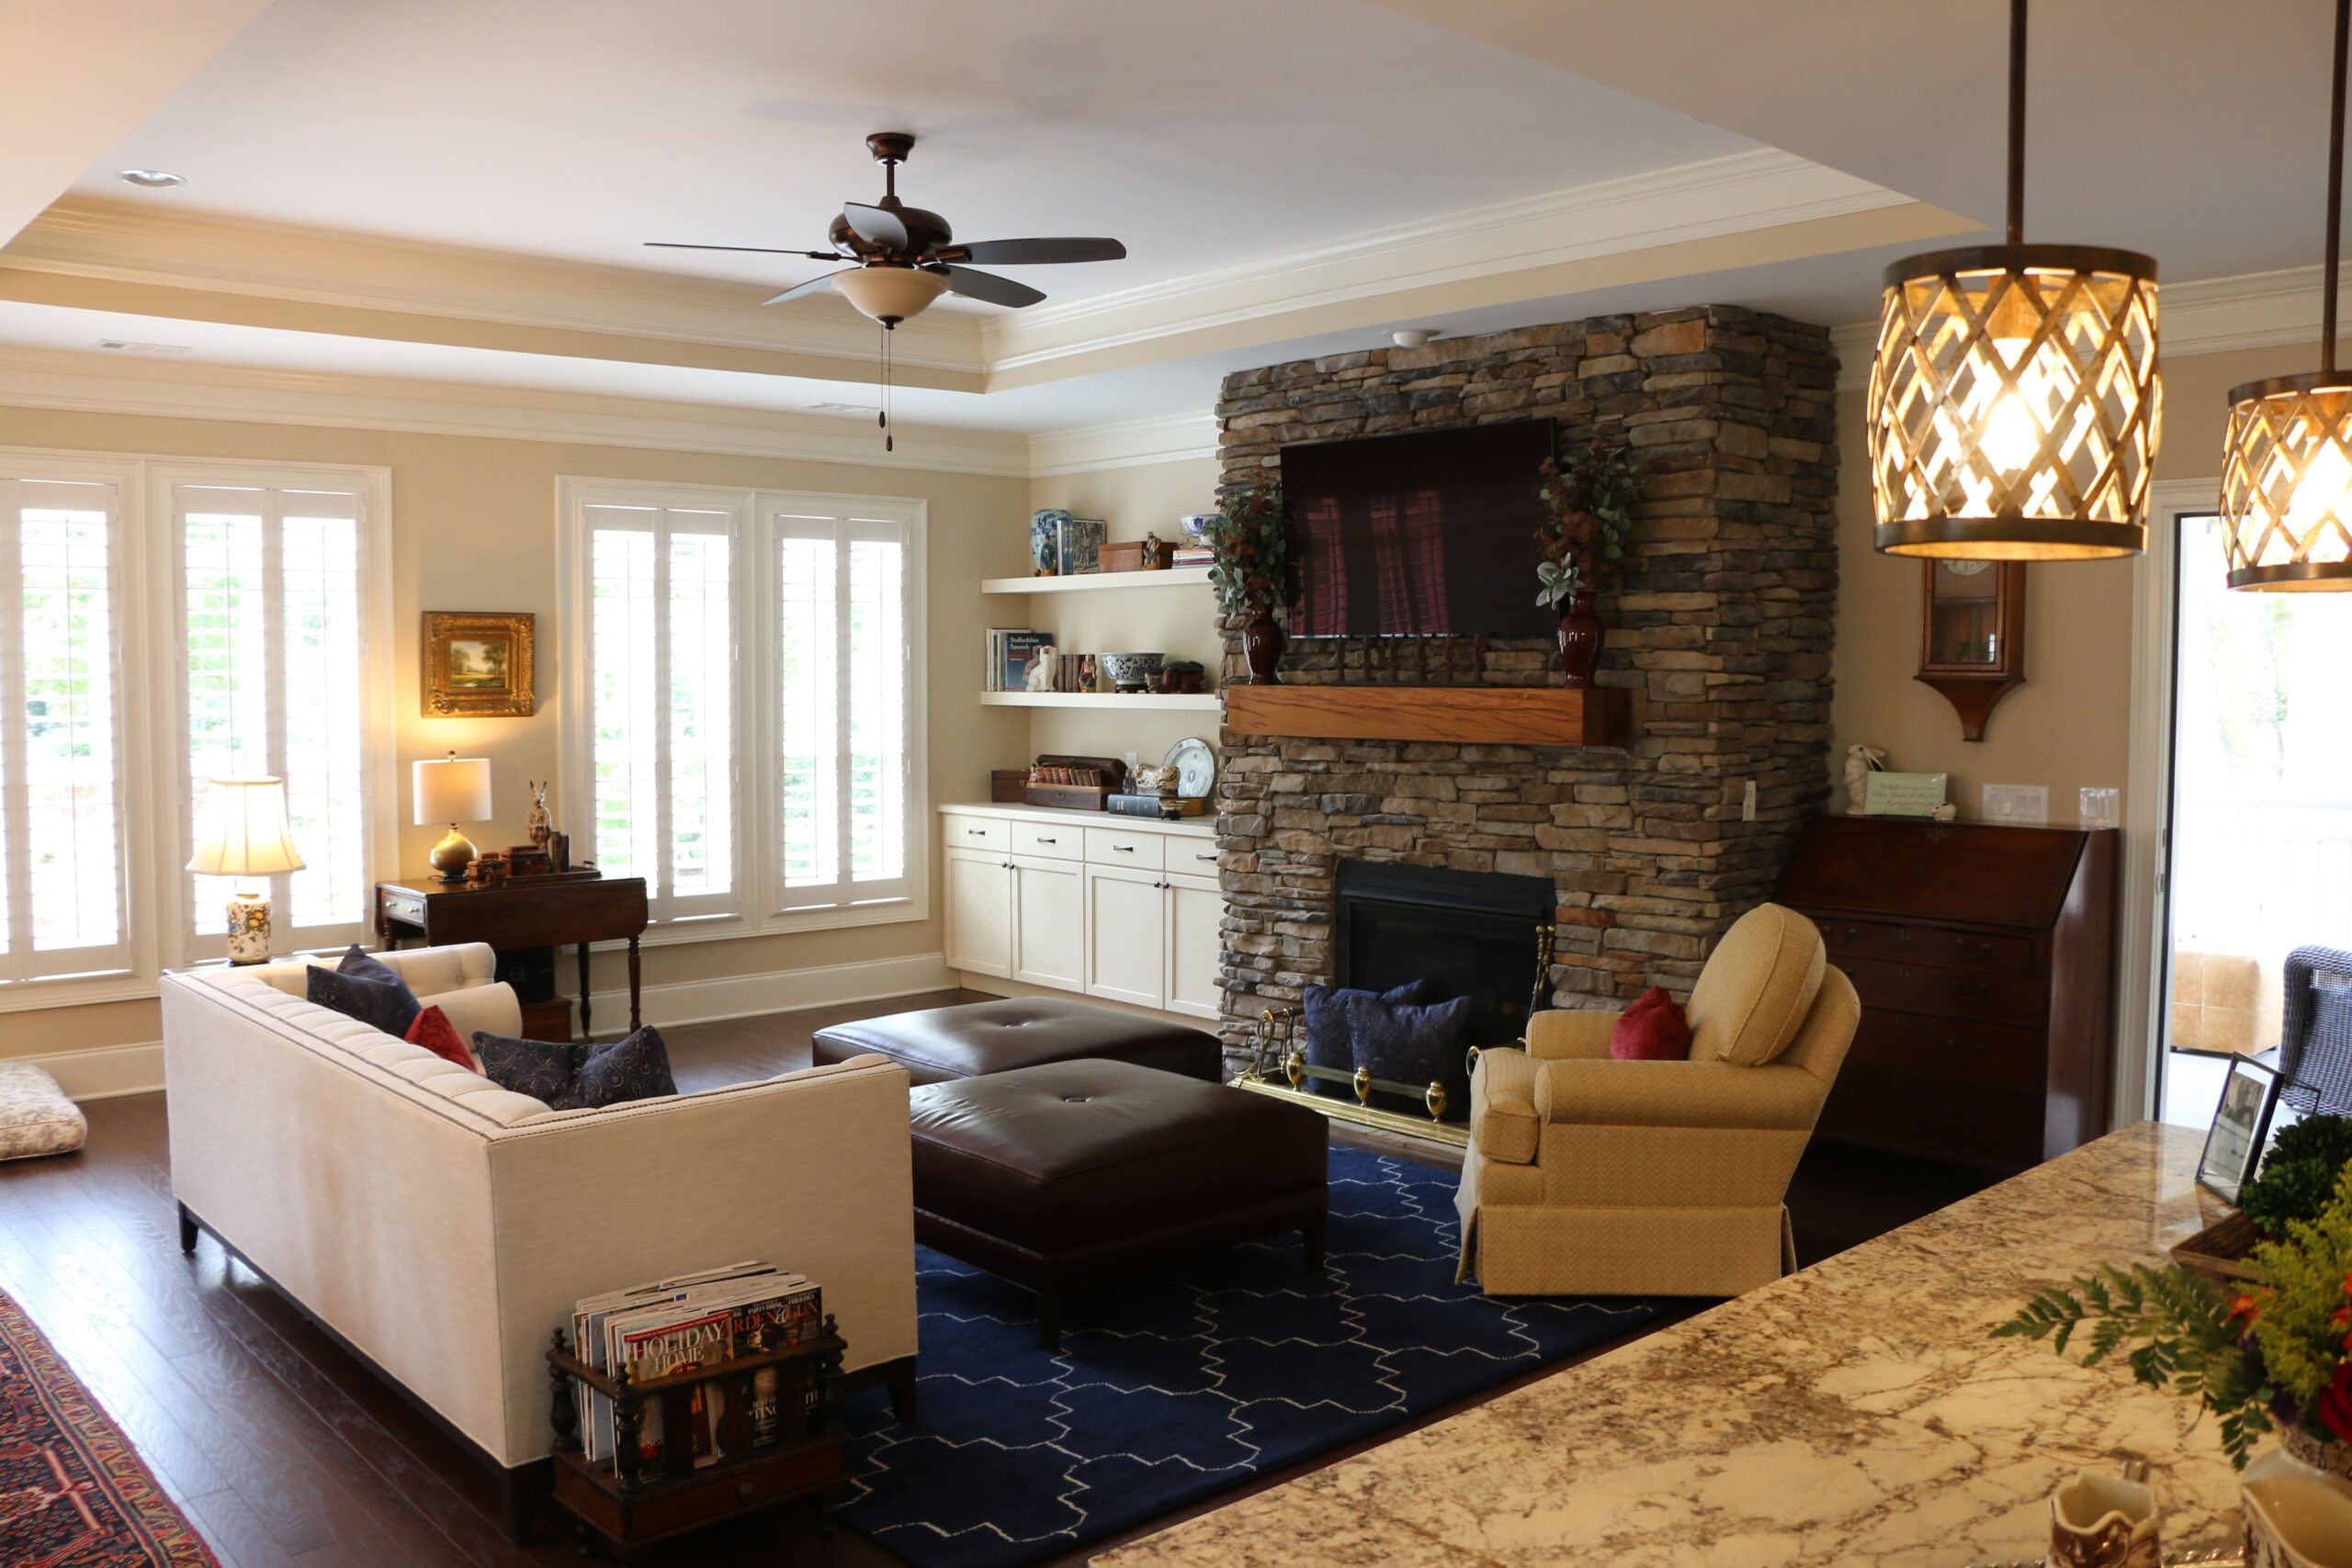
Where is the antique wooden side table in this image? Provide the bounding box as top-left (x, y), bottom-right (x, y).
top-left (375, 871), bottom-right (650, 1040)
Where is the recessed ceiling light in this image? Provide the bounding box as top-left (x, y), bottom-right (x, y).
top-left (117, 169), bottom-right (186, 189)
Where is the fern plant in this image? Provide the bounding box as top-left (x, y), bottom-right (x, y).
top-left (1994, 1163), bottom-right (2352, 1469)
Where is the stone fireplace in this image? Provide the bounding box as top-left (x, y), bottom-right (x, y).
top-left (1211, 305), bottom-right (1838, 1073)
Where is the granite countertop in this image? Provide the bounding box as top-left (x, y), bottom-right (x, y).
top-left (1099, 1123), bottom-right (2245, 1568)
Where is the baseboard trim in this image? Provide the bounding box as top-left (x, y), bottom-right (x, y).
top-left (30, 1042), bottom-right (166, 1103)
top-left (35, 952), bottom-right (956, 1100)
top-left (582, 951), bottom-right (955, 1034)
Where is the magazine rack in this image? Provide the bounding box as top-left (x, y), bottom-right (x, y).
top-left (545, 1318), bottom-right (848, 1561)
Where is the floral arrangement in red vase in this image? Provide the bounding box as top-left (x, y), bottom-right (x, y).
top-left (1204, 482), bottom-right (1294, 684)
top-left (1534, 443), bottom-right (1641, 687)
top-left (1996, 1156), bottom-right (2352, 1470)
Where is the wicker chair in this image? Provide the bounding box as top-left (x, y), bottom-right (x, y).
top-left (2278, 946), bottom-right (2352, 1115)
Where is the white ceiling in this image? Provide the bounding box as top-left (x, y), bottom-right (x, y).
top-left (5, 0), bottom-right (2347, 446)
top-left (77, 0), bottom-right (1754, 306)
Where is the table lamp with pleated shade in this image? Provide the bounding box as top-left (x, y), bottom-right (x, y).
top-left (413, 751), bottom-right (492, 885)
top-left (187, 777), bottom-right (306, 964)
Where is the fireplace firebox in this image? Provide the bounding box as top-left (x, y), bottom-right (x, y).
top-left (1231, 859), bottom-right (1556, 1147)
top-left (1332, 860), bottom-right (1555, 1052)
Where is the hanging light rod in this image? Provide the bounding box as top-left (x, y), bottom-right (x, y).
top-left (2220, 0), bottom-right (2352, 590)
top-left (1867, 0), bottom-right (2161, 561)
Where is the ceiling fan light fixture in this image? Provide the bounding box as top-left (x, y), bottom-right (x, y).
top-left (831, 264), bottom-right (949, 326)
top-left (1866, 0), bottom-right (2160, 561)
top-left (2221, 0), bottom-right (2352, 590)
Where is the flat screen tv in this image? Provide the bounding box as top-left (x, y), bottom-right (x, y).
top-left (1283, 417), bottom-right (1555, 639)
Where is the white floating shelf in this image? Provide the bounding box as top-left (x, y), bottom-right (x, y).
top-left (980, 691), bottom-right (1223, 710)
top-left (980, 567), bottom-right (1213, 595)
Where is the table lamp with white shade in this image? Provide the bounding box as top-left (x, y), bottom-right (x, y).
top-left (413, 751), bottom-right (492, 884)
top-left (187, 777), bottom-right (306, 964)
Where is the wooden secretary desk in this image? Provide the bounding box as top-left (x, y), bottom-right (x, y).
top-left (1774, 816), bottom-right (2119, 1175)
top-left (376, 872), bottom-right (649, 1042)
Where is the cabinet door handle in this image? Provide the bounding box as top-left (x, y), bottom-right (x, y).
top-left (966, 828), bottom-right (987, 837)
top-left (1951, 978), bottom-right (1992, 1001)
top-left (1195, 853), bottom-right (1216, 863)
top-left (1956, 939), bottom-right (1994, 960)
top-left (1001, 861), bottom-right (1012, 870)
top-left (1036, 836), bottom-right (1057, 844)
top-left (1113, 844), bottom-right (1136, 852)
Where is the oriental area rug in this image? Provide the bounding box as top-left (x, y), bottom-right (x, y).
top-left (0, 1290), bottom-right (217, 1566)
top-left (839, 1147), bottom-right (1667, 1568)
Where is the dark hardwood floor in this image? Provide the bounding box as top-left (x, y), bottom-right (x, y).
top-left (0, 991), bottom-right (1980, 1567)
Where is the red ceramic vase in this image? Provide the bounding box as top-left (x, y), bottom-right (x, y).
top-left (1555, 593), bottom-right (1604, 688)
top-left (1243, 611), bottom-right (1286, 684)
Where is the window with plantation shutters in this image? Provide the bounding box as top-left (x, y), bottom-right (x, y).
top-left (560, 480), bottom-right (925, 940)
top-left (0, 475), bottom-right (131, 984)
top-left (165, 477), bottom-right (385, 959)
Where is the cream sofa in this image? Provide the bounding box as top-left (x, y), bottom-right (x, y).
top-left (160, 943), bottom-right (917, 1536)
top-left (1455, 903), bottom-right (1860, 1299)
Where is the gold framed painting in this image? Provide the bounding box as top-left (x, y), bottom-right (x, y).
top-left (423, 612), bottom-right (535, 717)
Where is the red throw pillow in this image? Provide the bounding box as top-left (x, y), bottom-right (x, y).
top-left (1610, 987), bottom-right (1691, 1062)
top-left (404, 1005), bottom-right (478, 1073)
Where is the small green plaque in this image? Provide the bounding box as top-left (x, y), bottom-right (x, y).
top-left (1861, 771), bottom-right (1949, 818)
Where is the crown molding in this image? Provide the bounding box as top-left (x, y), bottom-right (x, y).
top-left (1829, 260), bottom-right (2352, 391)
top-left (1026, 411), bottom-right (1219, 476)
top-left (4, 197), bottom-right (987, 376)
top-left (0, 345), bottom-right (1033, 477)
top-left (982, 148), bottom-right (1913, 375)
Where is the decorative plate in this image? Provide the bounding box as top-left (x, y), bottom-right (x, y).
top-left (1165, 737), bottom-right (1216, 799)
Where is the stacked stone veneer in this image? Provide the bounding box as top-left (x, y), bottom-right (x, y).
top-left (1213, 305), bottom-right (1838, 1066)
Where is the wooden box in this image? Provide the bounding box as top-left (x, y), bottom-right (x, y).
top-left (1099, 540), bottom-right (1168, 573)
top-left (1023, 753), bottom-right (1127, 814)
top-left (990, 769), bottom-right (1028, 804)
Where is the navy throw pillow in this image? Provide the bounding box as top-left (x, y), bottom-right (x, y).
top-left (305, 945), bottom-right (422, 1037)
top-left (1301, 979), bottom-right (1428, 1099)
top-left (474, 1026), bottom-right (677, 1112)
top-left (1338, 988), bottom-right (1476, 1119)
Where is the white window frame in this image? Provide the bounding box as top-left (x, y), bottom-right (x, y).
top-left (147, 461), bottom-right (398, 967)
top-left (557, 477), bottom-right (929, 945)
top-left (0, 454), bottom-right (153, 1003)
top-left (0, 448), bottom-right (392, 1010)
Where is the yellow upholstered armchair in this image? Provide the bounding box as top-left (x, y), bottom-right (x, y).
top-left (1455, 901), bottom-right (1860, 1298)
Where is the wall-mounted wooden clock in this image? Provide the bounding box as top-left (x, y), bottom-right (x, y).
top-left (1917, 559), bottom-right (2025, 741)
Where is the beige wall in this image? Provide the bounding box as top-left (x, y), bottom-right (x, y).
top-left (1829, 340), bottom-right (2294, 821)
top-left (1021, 457), bottom-right (1225, 769)
top-left (0, 402), bottom-right (1032, 1061)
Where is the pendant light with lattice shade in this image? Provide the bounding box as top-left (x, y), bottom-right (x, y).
top-left (1868, 0), bottom-right (2161, 560)
top-left (2221, 0), bottom-right (2352, 590)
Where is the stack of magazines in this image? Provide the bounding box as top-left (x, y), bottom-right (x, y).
top-left (571, 1261), bottom-right (823, 1472)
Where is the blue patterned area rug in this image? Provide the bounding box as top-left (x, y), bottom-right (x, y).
top-left (837, 1146), bottom-right (1666, 1568)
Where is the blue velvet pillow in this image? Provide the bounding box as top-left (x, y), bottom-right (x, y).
top-left (1301, 979), bottom-right (1428, 1099)
top-left (474, 1026), bottom-right (677, 1112)
top-left (305, 945), bottom-right (422, 1037)
top-left (1338, 987), bottom-right (1475, 1118)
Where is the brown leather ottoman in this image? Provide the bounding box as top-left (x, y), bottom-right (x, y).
top-left (811, 995), bottom-right (1222, 1085)
top-left (908, 1059), bottom-right (1329, 1348)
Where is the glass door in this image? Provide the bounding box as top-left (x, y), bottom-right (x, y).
top-left (2158, 510), bottom-right (2352, 1125)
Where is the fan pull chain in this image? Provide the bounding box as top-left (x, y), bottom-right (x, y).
top-left (878, 320), bottom-right (894, 453)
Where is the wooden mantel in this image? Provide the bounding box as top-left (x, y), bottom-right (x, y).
top-left (1223, 683), bottom-right (1632, 747)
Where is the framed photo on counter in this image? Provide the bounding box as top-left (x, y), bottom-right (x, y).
top-left (2199, 1056), bottom-right (2281, 1205)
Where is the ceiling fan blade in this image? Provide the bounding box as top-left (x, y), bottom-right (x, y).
top-left (842, 203), bottom-right (910, 251)
top-left (945, 237), bottom-right (1127, 265)
top-left (762, 271), bottom-right (848, 306)
top-left (933, 265), bottom-right (1046, 309)
top-left (645, 242), bottom-right (841, 259)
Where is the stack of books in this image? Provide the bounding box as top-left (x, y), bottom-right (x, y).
top-left (984, 628), bottom-right (1052, 692)
top-left (1170, 545), bottom-right (1215, 569)
top-left (572, 1262), bottom-right (823, 1472)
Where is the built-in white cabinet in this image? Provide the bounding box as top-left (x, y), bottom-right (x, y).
top-left (942, 806), bottom-right (1224, 1022)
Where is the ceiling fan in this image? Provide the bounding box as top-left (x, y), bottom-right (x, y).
top-left (647, 131), bottom-right (1127, 328)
